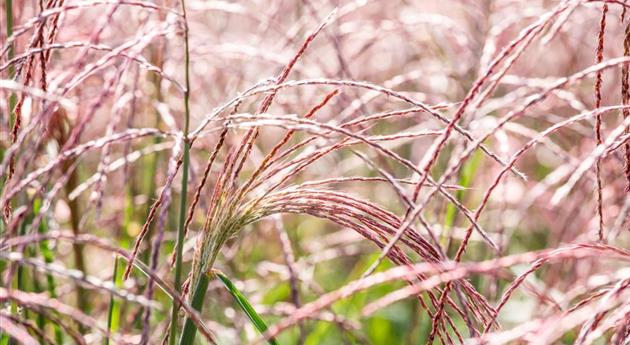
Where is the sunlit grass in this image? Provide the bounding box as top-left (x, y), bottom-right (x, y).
top-left (1, 1), bottom-right (630, 344)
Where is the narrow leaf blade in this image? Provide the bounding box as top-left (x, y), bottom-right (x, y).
top-left (214, 271), bottom-right (279, 345)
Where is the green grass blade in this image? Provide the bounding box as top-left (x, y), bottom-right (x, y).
top-left (105, 256), bottom-right (123, 345)
top-left (177, 271), bottom-right (278, 345)
top-left (178, 273), bottom-right (210, 345)
top-left (34, 199), bottom-right (64, 344)
top-left (214, 271), bottom-right (279, 345)
top-left (441, 147), bottom-right (483, 250)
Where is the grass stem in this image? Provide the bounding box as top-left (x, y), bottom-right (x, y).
top-left (169, 0), bottom-right (192, 343)
top-left (105, 256), bottom-right (123, 345)
top-left (178, 273), bottom-right (209, 345)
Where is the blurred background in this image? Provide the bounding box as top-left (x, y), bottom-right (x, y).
top-left (1, 0), bottom-right (630, 344)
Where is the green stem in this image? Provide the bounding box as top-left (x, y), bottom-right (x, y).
top-left (31, 273), bottom-right (46, 344)
top-left (178, 274), bottom-right (209, 345)
top-left (7, 222), bottom-right (28, 345)
top-left (105, 256), bottom-right (123, 345)
top-left (0, 0), bottom-right (15, 243)
top-left (178, 271), bottom-right (279, 345)
top-left (441, 148), bottom-right (482, 252)
top-left (169, 0), bottom-right (192, 344)
top-left (64, 161), bottom-right (90, 316)
top-left (140, 50), bottom-right (164, 266)
top-left (5, 0), bottom-right (15, 119)
top-left (34, 199), bottom-right (64, 344)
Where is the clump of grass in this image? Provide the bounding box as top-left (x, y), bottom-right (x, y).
top-left (2, 1), bottom-right (630, 345)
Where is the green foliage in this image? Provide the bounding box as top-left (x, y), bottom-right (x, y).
top-left (215, 270), bottom-right (279, 345)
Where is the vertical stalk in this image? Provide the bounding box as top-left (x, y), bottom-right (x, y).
top-left (169, 0), bottom-right (192, 343)
top-left (3, 3), bottom-right (22, 324)
top-left (1, 0), bottom-right (15, 235)
top-left (105, 256), bottom-right (123, 345)
top-left (441, 148), bottom-right (482, 253)
top-left (7, 222), bottom-right (28, 345)
top-left (178, 274), bottom-right (209, 345)
top-left (141, 47), bottom-right (164, 265)
top-left (64, 161), bottom-right (90, 316)
top-left (34, 199), bottom-right (64, 344)
top-left (2, 4), bottom-right (16, 342)
top-left (5, 0), bottom-right (15, 120)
